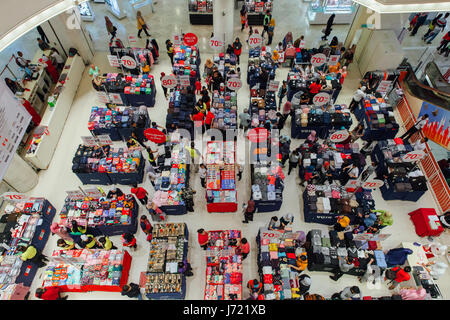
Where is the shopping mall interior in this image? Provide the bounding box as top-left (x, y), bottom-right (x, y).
top-left (0, 0), bottom-right (449, 302)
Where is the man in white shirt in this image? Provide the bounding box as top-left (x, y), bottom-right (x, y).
top-left (15, 51), bottom-right (30, 68)
top-left (199, 164), bottom-right (207, 188)
top-left (413, 137), bottom-right (428, 151)
top-left (400, 114), bottom-right (429, 142)
top-left (349, 86), bottom-right (366, 112)
top-left (50, 48), bottom-right (65, 69)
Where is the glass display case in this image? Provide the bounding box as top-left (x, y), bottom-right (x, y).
top-left (188, 0), bottom-right (213, 25)
top-left (105, 0), bottom-right (126, 19)
top-left (78, 1), bottom-right (95, 22)
top-left (308, 0), bottom-right (356, 25)
top-left (244, 0), bottom-right (274, 25)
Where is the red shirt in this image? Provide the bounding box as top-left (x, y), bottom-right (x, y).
top-left (39, 287), bottom-right (61, 300)
top-left (195, 81), bottom-right (202, 90)
top-left (131, 187), bottom-right (147, 199)
top-left (205, 112), bottom-right (215, 125)
top-left (192, 112), bottom-right (205, 125)
top-left (240, 242), bottom-right (250, 254)
top-left (309, 82), bottom-right (321, 94)
top-left (393, 267), bottom-right (411, 283)
top-left (198, 232), bottom-right (209, 246)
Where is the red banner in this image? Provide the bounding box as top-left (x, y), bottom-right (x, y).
top-left (144, 128), bottom-right (166, 144)
top-left (183, 33), bottom-right (198, 46)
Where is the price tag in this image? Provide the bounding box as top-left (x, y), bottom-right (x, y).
top-left (268, 80), bottom-right (279, 92)
top-left (1, 192), bottom-right (28, 202)
top-left (107, 55), bottom-right (120, 67)
top-left (328, 55), bottom-right (340, 66)
top-left (84, 188), bottom-right (103, 199)
top-left (260, 229), bottom-right (283, 239)
top-left (96, 135), bottom-right (113, 145)
top-left (127, 34), bottom-right (137, 44)
top-left (248, 34), bottom-right (263, 48)
top-left (312, 92), bottom-right (330, 106)
top-left (184, 33), bottom-right (198, 46)
top-left (81, 136), bottom-right (98, 147)
top-left (226, 78), bottom-right (242, 91)
top-left (109, 93), bottom-right (123, 105)
top-left (209, 37), bottom-right (225, 49)
top-left (362, 179), bottom-right (384, 189)
top-left (329, 130), bottom-right (349, 143)
top-left (299, 40), bottom-right (306, 49)
top-left (121, 55), bottom-right (137, 69)
top-left (310, 53), bottom-right (327, 67)
top-left (96, 92), bottom-right (110, 104)
top-left (402, 150), bottom-right (426, 162)
top-left (178, 75), bottom-right (190, 87)
top-left (66, 190), bottom-right (85, 201)
top-left (173, 34), bottom-right (182, 45)
top-left (161, 74), bottom-right (178, 88)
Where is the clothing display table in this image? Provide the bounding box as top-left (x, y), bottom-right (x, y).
top-left (408, 208), bottom-right (444, 237)
top-left (206, 141), bottom-right (238, 213)
top-left (0, 198), bottom-right (56, 287)
top-left (58, 194), bottom-right (138, 237)
top-left (286, 71), bottom-right (334, 103)
top-left (173, 44), bottom-right (201, 87)
top-left (25, 54), bottom-right (85, 169)
top-left (96, 73), bottom-right (157, 107)
top-left (166, 89), bottom-right (195, 137)
top-left (88, 106), bottom-right (150, 141)
top-left (247, 47), bottom-right (277, 89)
top-left (143, 223), bottom-right (188, 299)
top-left (0, 283), bottom-right (29, 300)
top-left (109, 47), bottom-right (155, 75)
top-left (42, 249), bottom-right (131, 293)
top-left (72, 145), bottom-right (145, 185)
top-left (210, 89), bottom-right (238, 131)
top-left (248, 88), bottom-right (277, 129)
top-left (204, 230), bottom-right (242, 300)
top-left (153, 141), bottom-right (190, 215)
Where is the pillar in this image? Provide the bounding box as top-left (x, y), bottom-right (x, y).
top-left (213, 0), bottom-right (235, 46)
top-left (3, 154), bottom-right (38, 192)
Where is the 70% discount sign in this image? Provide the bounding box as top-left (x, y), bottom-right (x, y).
top-left (209, 37), bottom-right (225, 49)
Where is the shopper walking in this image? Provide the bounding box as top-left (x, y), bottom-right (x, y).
top-left (349, 86), bottom-right (366, 112)
top-left (280, 142), bottom-right (290, 167)
top-left (146, 163), bottom-right (161, 188)
top-left (277, 81), bottom-right (287, 109)
top-left (197, 229), bottom-right (209, 250)
top-left (236, 163), bottom-right (243, 181)
top-left (261, 10), bottom-right (272, 38)
top-left (322, 13), bottom-right (335, 41)
top-left (399, 113), bottom-right (429, 142)
top-left (239, 109), bottom-right (251, 132)
top-left (121, 233), bottom-right (137, 251)
top-left (105, 16), bottom-right (117, 41)
top-left (437, 32), bottom-right (450, 52)
top-left (136, 11), bottom-right (150, 38)
top-left (409, 14), bottom-right (419, 31)
top-left (140, 215), bottom-right (153, 241)
top-left (121, 283), bottom-right (143, 300)
top-left (166, 39), bottom-right (174, 65)
top-left (232, 38), bottom-right (243, 64)
top-left (242, 200), bottom-right (256, 223)
top-left (331, 73), bottom-right (342, 103)
top-left (181, 186), bottom-right (196, 212)
top-left (410, 13), bottom-right (428, 36)
top-left (237, 238), bottom-right (250, 260)
top-left (288, 149), bottom-right (301, 175)
top-left (267, 18), bottom-right (275, 45)
top-left (199, 164), bottom-right (207, 188)
top-left (240, 5), bottom-right (248, 31)
top-left (131, 184), bottom-right (149, 206)
top-left (160, 72), bottom-right (168, 99)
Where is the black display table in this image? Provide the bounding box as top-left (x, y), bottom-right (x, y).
top-left (189, 12), bottom-right (213, 25)
top-left (247, 13), bottom-right (265, 25)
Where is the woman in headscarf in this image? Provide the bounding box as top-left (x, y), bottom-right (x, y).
top-left (204, 59), bottom-right (214, 78)
top-left (232, 38), bottom-right (243, 64)
top-left (329, 36), bottom-right (339, 48)
top-left (242, 200), bottom-right (256, 223)
top-left (306, 130), bottom-right (318, 144)
top-left (283, 32), bottom-right (293, 50)
top-left (105, 16), bottom-right (117, 41)
top-left (240, 5), bottom-right (248, 31)
top-left (272, 49), bottom-right (280, 64)
top-left (50, 223), bottom-right (73, 242)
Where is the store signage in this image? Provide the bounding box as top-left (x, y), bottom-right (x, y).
top-left (96, 135), bottom-right (113, 145)
top-left (209, 37), bottom-right (225, 49)
top-left (161, 74), bottom-right (178, 88)
top-left (247, 128), bottom-right (269, 143)
top-left (312, 92), bottom-right (330, 106)
top-left (173, 34), bottom-right (182, 45)
top-left (1, 192), bottom-right (28, 202)
top-left (81, 136), bottom-right (98, 147)
top-left (184, 33), bottom-right (198, 46)
top-left (402, 150), bottom-right (426, 162)
top-left (226, 78), bottom-right (242, 91)
top-left (299, 40), bottom-right (306, 49)
top-left (144, 128), bottom-right (167, 144)
top-left (248, 34), bottom-right (263, 48)
top-left (329, 130), bottom-right (349, 143)
top-left (178, 75), bottom-right (190, 87)
top-left (121, 55), bottom-right (137, 69)
top-left (66, 190), bottom-right (85, 201)
top-left (328, 55), bottom-right (340, 66)
top-left (362, 179), bottom-right (384, 189)
top-left (267, 80), bottom-right (279, 92)
top-left (310, 53), bottom-right (327, 67)
top-left (107, 55), bottom-right (121, 67)
top-left (96, 91), bottom-right (110, 104)
top-left (127, 34), bottom-right (137, 44)
top-left (83, 188), bottom-right (103, 199)
top-left (377, 80), bottom-right (392, 93)
top-left (109, 93), bottom-right (123, 105)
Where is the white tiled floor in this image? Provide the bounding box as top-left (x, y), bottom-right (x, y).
top-left (14, 0), bottom-right (450, 300)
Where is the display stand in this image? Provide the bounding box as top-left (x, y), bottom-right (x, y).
top-left (166, 89), bottom-right (196, 137)
top-left (244, 0), bottom-right (273, 25)
top-left (408, 209), bottom-right (444, 237)
top-left (25, 54), bottom-right (85, 169)
top-left (188, 0), bottom-right (213, 24)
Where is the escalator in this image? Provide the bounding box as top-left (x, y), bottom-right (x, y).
top-left (421, 61), bottom-right (450, 95)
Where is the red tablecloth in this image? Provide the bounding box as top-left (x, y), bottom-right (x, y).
top-left (408, 208), bottom-right (444, 237)
top-left (207, 202), bottom-right (238, 213)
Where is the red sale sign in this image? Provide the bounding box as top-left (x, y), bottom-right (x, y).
top-left (144, 128), bottom-right (167, 144)
top-left (402, 150), bottom-right (426, 162)
top-left (310, 53), bottom-right (327, 67)
top-left (312, 92), bottom-right (330, 106)
top-left (184, 33), bottom-right (198, 46)
top-left (121, 55), bottom-right (137, 69)
top-left (329, 130), bottom-right (349, 143)
top-left (226, 79), bottom-right (242, 91)
top-left (209, 37), bottom-right (224, 49)
top-left (362, 179), bottom-right (384, 189)
top-left (1, 192), bottom-right (28, 202)
top-left (248, 34), bottom-right (263, 48)
top-left (161, 74), bottom-right (177, 88)
top-left (247, 128), bottom-right (269, 143)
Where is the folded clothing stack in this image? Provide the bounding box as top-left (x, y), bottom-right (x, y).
top-left (362, 96), bottom-right (399, 131)
top-left (293, 104), bottom-right (352, 129)
top-left (166, 89), bottom-right (195, 133)
top-left (210, 90), bottom-right (237, 130)
top-left (101, 72), bottom-right (155, 94)
top-left (88, 106), bottom-right (149, 130)
top-left (173, 44), bottom-right (199, 79)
